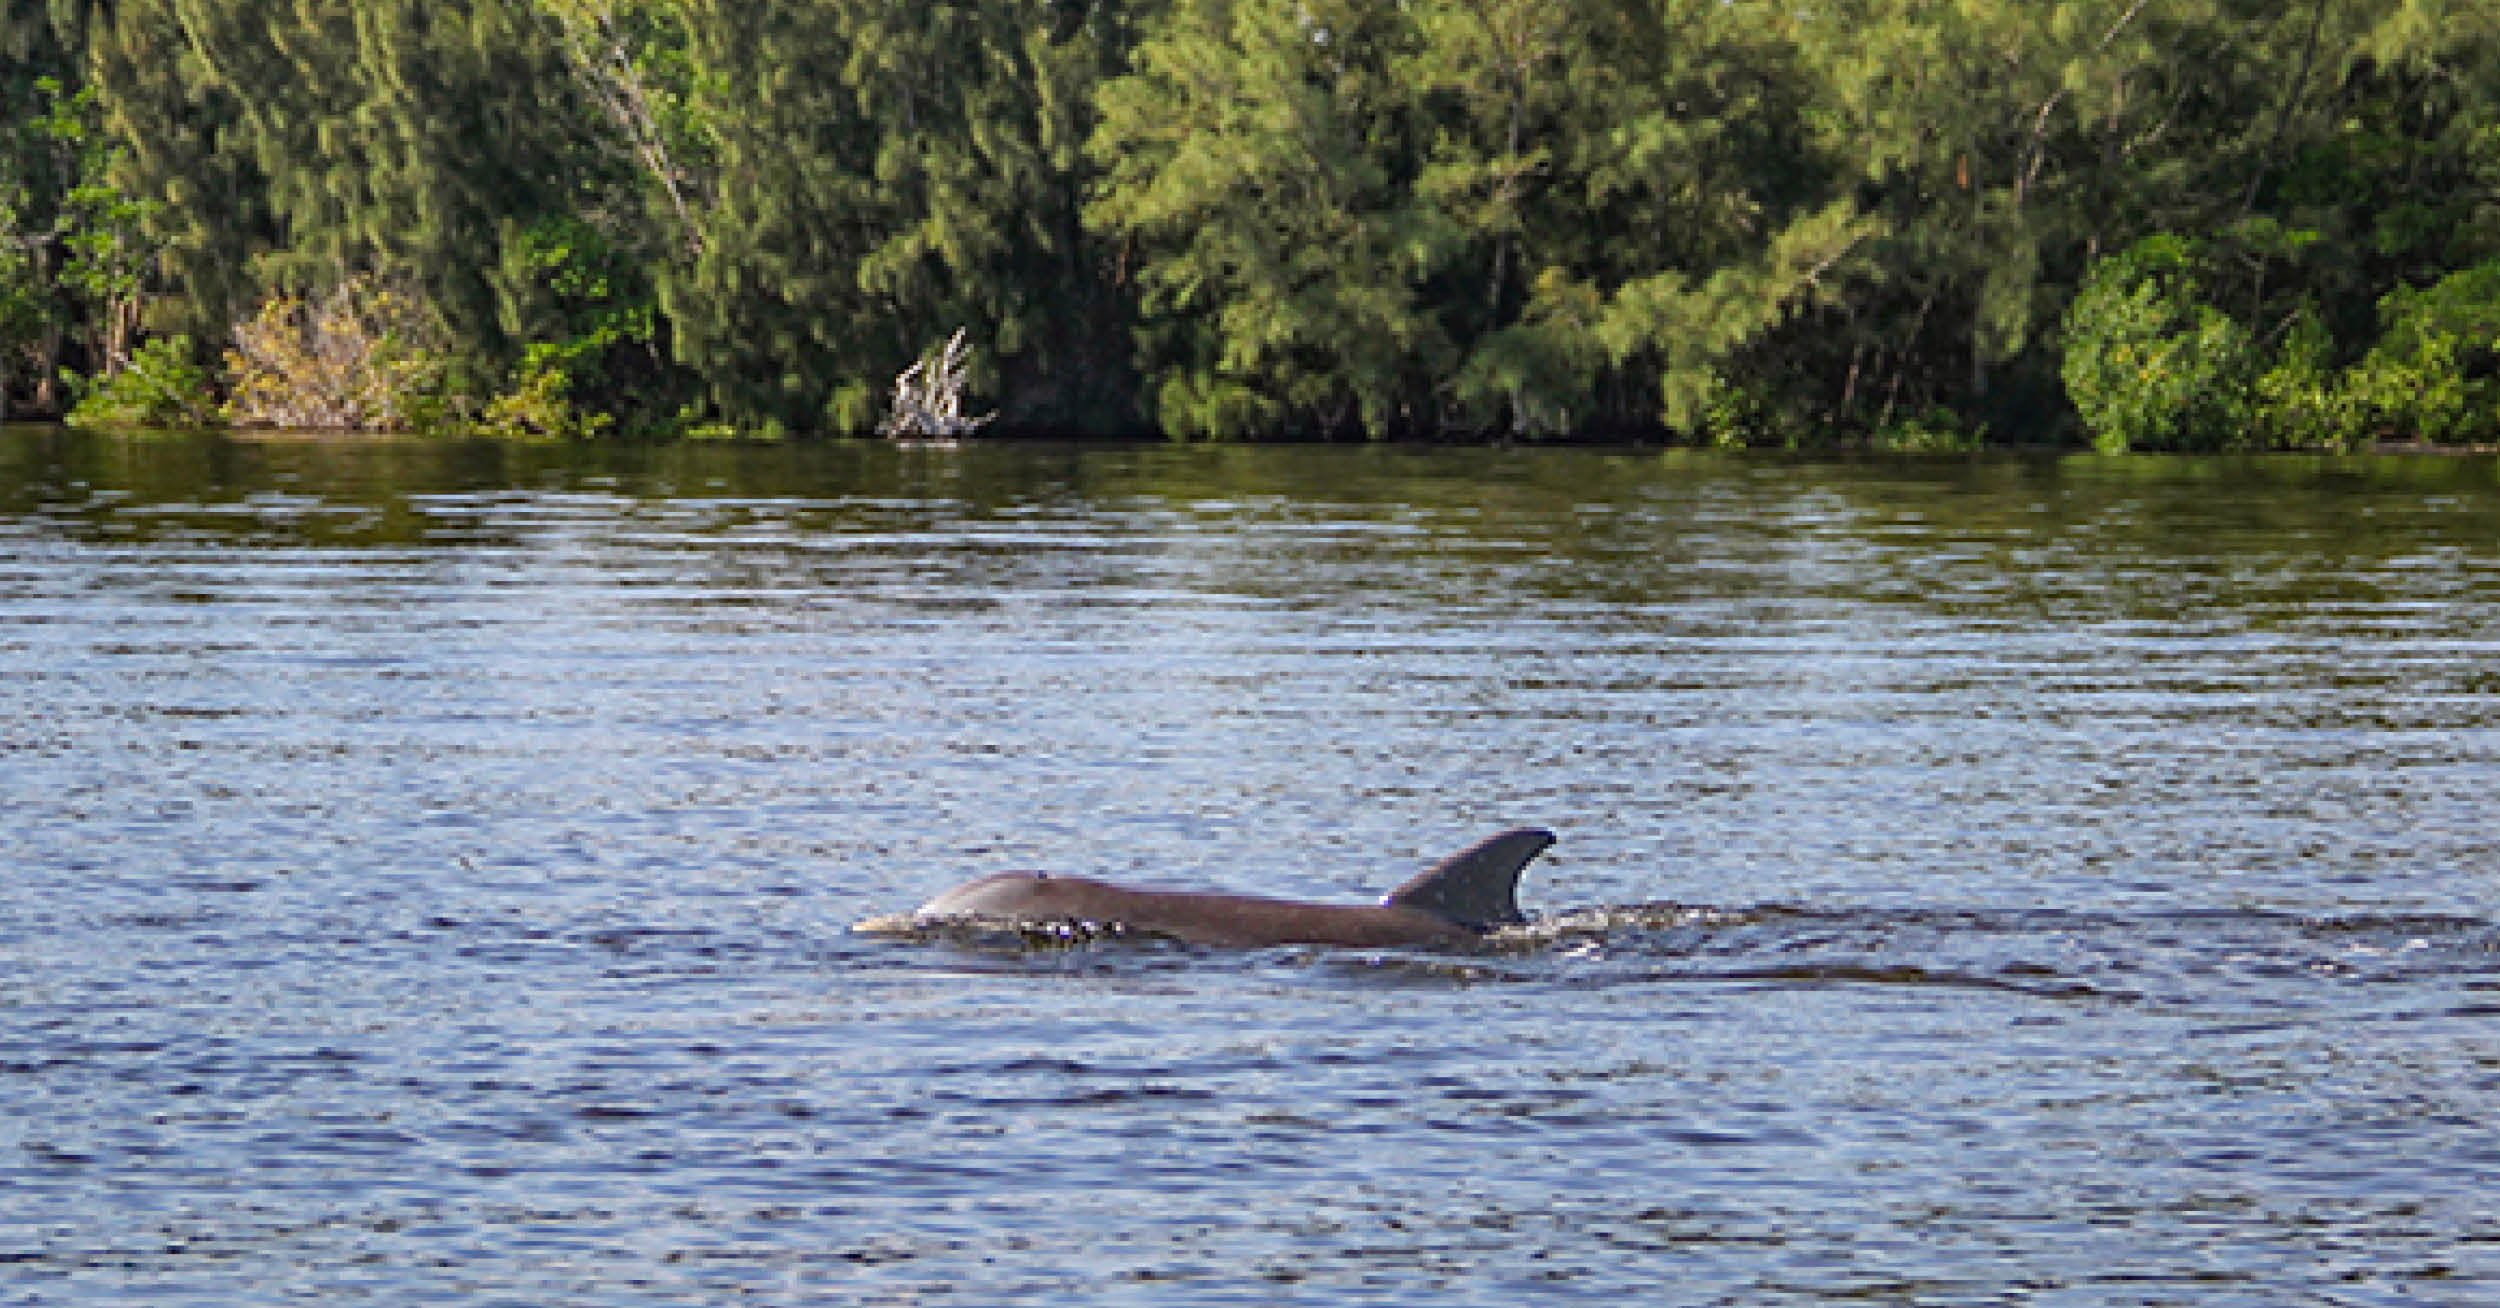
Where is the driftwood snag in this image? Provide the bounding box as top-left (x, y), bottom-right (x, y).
top-left (880, 328), bottom-right (993, 440)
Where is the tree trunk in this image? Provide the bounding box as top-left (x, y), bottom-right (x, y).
top-left (31, 325), bottom-right (63, 416)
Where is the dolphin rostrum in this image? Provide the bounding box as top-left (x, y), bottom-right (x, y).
top-left (869, 827), bottom-right (1557, 948)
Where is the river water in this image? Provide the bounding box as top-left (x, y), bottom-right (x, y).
top-left (3, 429), bottom-right (2496, 1306)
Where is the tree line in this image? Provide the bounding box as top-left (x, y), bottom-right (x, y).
top-left (3, 0), bottom-right (2495, 448)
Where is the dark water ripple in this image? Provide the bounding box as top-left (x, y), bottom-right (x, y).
top-left (4, 433), bottom-right (2498, 1305)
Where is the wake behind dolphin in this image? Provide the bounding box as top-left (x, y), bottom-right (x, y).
top-left (857, 828), bottom-right (1557, 948)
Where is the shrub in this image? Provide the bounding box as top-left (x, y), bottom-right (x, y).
top-left (2060, 236), bottom-right (2258, 454)
top-left (1867, 408), bottom-right (1984, 453)
top-left (63, 335), bottom-right (220, 431)
top-left (2342, 260), bottom-right (2500, 445)
top-left (477, 345), bottom-right (614, 441)
top-left (225, 277), bottom-right (464, 432)
top-left (2247, 311), bottom-right (2363, 452)
top-left (489, 216), bottom-right (666, 438)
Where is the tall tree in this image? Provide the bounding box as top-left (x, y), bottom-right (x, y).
top-left (1, 3), bottom-right (87, 414)
top-left (535, 0), bottom-right (715, 260)
top-left (1089, 0), bottom-right (1867, 439)
top-left (1797, 0), bottom-right (2181, 428)
top-left (162, 0), bottom-right (603, 376)
top-left (86, 0), bottom-right (272, 349)
top-left (1089, 0), bottom-right (1447, 438)
top-left (667, 0), bottom-right (1135, 435)
top-left (2205, 0), bottom-right (2500, 343)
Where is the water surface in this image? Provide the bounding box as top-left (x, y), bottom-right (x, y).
top-left (4, 429), bottom-right (2496, 1305)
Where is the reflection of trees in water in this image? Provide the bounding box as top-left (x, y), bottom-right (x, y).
top-left (3, 434), bottom-right (2495, 624)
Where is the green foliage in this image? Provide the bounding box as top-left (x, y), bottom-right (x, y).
top-left (2342, 261), bottom-right (2500, 445)
top-left (157, 0), bottom-right (605, 385)
top-left (0, 197), bottom-right (41, 403)
top-left (1090, 0), bottom-right (1866, 440)
top-left (2067, 242), bottom-right (2500, 452)
top-left (535, 0), bottom-right (716, 260)
top-left (2247, 310), bottom-right (2365, 452)
top-left (4, 62), bottom-right (165, 411)
top-left (38, 79), bottom-right (161, 373)
top-left (2061, 237), bottom-right (2258, 453)
top-left (1867, 410), bottom-right (1986, 454)
top-left (8, 0), bottom-right (2499, 445)
top-left (664, 0), bottom-right (1133, 436)
top-left (1686, 371), bottom-right (1782, 450)
top-left (478, 350), bottom-right (614, 441)
top-left (1794, 0), bottom-right (2180, 423)
top-left (80, 0), bottom-right (257, 346)
top-left (1602, 200), bottom-right (1881, 437)
top-left (1087, 0), bottom-right (1449, 439)
top-left (485, 215), bottom-right (666, 436)
top-left (63, 334), bottom-right (219, 430)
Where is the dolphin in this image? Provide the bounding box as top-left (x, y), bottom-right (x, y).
top-left (866, 827), bottom-right (1557, 948)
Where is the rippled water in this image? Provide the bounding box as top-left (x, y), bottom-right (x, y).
top-left (3, 429), bottom-right (2496, 1305)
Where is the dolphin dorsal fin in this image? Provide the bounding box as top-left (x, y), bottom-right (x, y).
top-left (1381, 827), bottom-right (1554, 929)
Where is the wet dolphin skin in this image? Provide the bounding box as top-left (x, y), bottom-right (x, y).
top-left (885, 828), bottom-right (1556, 948)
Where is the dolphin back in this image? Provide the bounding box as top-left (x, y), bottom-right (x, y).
top-left (1380, 827), bottom-right (1554, 930)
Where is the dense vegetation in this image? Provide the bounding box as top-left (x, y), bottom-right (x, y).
top-left (4, 0), bottom-right (2495, 446)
